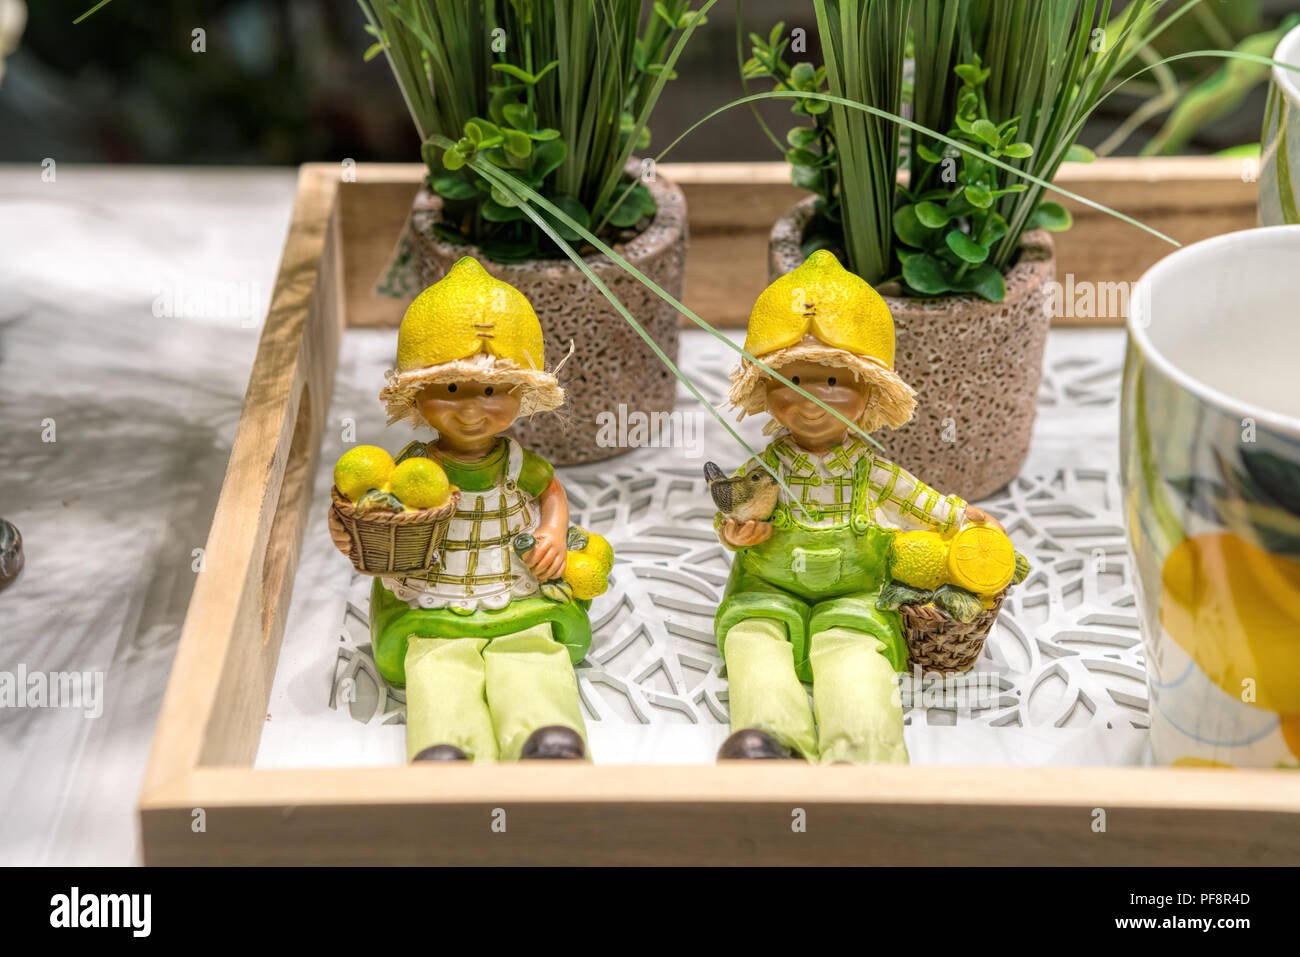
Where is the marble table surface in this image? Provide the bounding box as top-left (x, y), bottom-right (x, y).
top-left (0, 165), bottom-right (299, 865)
top-left (0, 165), bottom-right (1135, 865)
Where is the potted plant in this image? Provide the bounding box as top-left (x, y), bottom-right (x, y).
top-left (745, 0), bottom-right (1169, 499)
top-left (359, 0), bottom-right (706, 464)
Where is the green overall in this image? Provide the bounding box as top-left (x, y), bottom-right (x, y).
top-left (368, 438), bottom-right (593, 762)
top-left (715, 456), bottom-right (909, 763)
top-left (371, 583), bottom-right (591, 762)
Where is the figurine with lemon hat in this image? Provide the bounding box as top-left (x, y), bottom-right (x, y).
top-left (330, 256), bottom-right (613, 763)
top-left (710, 249), bottom-right (1018, 763)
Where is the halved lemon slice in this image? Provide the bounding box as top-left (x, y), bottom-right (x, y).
top-left (947, 523), bottom-right (1016, 597)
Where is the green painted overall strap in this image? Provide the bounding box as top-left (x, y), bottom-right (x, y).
top-left (762, 443), bottom-right (795, 528)
top-left (851, 456), bottom-right (874, 533)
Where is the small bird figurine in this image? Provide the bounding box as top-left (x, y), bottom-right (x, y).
top-left (704, 461), bottom-right (780, 523)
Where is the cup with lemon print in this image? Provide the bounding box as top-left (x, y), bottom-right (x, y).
top-left (328, 442), bottom-right (461, 576)
top-left (1123, 227), bottom-right (1300, 769)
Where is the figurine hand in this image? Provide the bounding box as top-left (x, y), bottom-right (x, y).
top-left (719, 518), bottom-right (773, 548)
top-left (523, 527), bottom-right (567, 580)
top-left (963, 505), bottom-right (1005, 533)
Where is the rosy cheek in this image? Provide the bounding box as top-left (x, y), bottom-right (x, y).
top-left (794, 397), bottom-right (823, 415)
top-left (419, 402), bottom-right (450, 427)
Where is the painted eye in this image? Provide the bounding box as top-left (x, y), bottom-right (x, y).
top-left (485, 386), bottom-right (494, 396)
top-left (828, 376), bottom-right (837, 386)
top-left (791, 376), bottom-right (801, 386)
top-left (447, 383), bottom-right (458, 393)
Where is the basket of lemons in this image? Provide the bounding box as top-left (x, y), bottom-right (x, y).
top-left (327, 443), bottom-right (460, 575)
top-left (878, 523), bottom-right (1030, 673)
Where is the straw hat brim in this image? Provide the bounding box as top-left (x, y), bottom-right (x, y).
top-left (380, 352), bottom-right (564, 427)
top-left (727, 341), bottom-right (916, 434)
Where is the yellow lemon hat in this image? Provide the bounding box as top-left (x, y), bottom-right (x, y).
top-left (379, 257), bottom-right (564, 426)
top-left (727, 250), bottom-right (916, 434)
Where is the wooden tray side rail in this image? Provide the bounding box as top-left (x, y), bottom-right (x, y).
top-left (140, 164), bottom-right (343, 792)
top-left (339, 158), bottom-right (1258, 330)
top-left (139, 161), bottom-right (1297, 866)
top-left (140, 763), bottom-right (1300, 866)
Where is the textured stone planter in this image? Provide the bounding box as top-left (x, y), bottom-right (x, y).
top-left (409, 162), bottom-right (687, 465)
top-left (770, 197), bottom-right (1055, 500)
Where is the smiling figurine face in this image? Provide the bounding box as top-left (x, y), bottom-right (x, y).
top-left (765, 359), bottom-right (868, 453)
top-left (417, 381), bottom-right (522, 458)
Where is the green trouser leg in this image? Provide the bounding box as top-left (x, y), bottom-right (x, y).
top-left (404, 637), bottom-right (498, 762)
top-left (484, 623), bottom-right (588, 762)
top-left (810, 626), bottom-right (909, 765)
top-left (723, 619), bottom-right (818, 760)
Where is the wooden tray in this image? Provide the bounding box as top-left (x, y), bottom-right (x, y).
top-left (139, 161), bottom-right (1296, 866)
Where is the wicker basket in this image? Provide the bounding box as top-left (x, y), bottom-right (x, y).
top-left (901, 593), bottom-right (1005, 674)
top-left (327, 486), bottom-right (460, 576)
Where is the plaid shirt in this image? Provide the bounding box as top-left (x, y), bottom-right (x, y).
top-left (383, 439), bottom-right (541, 611)
top-left (747, 435), bottom-right (966, 532)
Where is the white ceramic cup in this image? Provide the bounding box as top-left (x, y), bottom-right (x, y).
top-left (1121, 225), bottom-right (1300, 768)
top-left (1259, 23), bottom-right (1300, 225)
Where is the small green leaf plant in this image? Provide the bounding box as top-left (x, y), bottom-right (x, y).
top-left (741, 3), bottom-right (1125, 304)
top-left (747, 37), bottom-right (1073, 301)
top-left (430, 58), bottom-right (661, 260)
top-left (431, 73), bottom-right (563, 258)
top-left (893, 56), bottom-right (1071, 301)
top-left (361, 0), bottom-right (703, 263)
top-left (742, 22), bottom-right (843, 261)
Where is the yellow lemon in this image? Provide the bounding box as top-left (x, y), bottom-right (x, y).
top-left (562, 551), bottom-right (609, 600)
top-left (1282, 715), bottom-right (1300, 760)
top-left (396, 257), bottom-right (544, 374)
top-left (1171, 757), bottom-right (1236, 769)
top-left (947, 523), bottom-right (1016, 597)
top-left (890, 531), bottom-right (950, 591)
top-left (584, 532), bottom-right (614, 572)
top-left (746, 249), bottom-right (895, 367)
top-left (334, 445), bottom-right (395, 503)
top-left (1159, 532), bottom-right (1300, 715)
top-left (388, 457), bottom-right (452, 510)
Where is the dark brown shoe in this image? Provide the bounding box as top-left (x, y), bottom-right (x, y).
top-left (520, 725), bottom-right (586, 760)
top-left (718, 728), bottom-right (795, 760)
top-left (412, 744), bottom-right (468, 762)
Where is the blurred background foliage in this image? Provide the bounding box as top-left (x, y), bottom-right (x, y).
top-left (1, 0), bottom-right (1296, 165)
